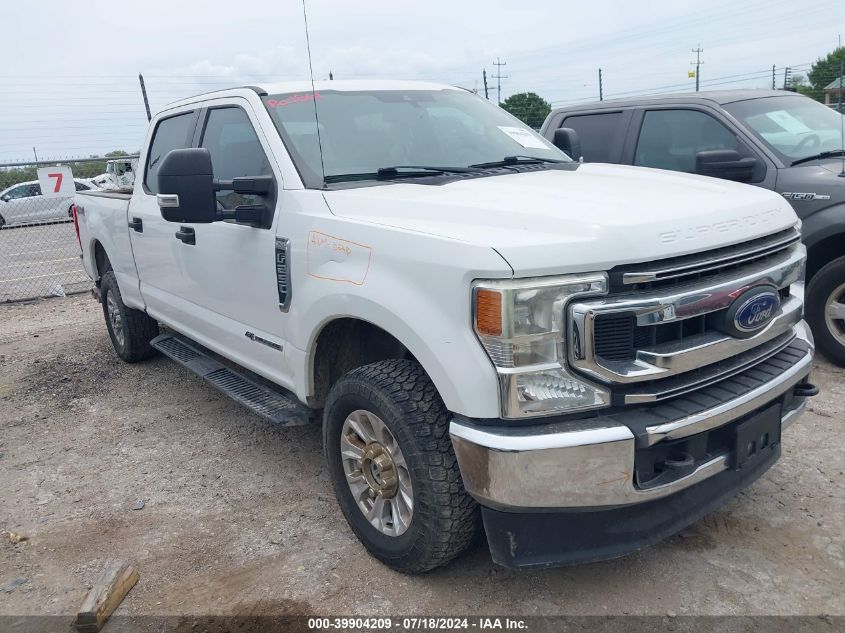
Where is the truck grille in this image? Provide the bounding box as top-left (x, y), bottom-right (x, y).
top-left (593, 287), bottom-right (791, 363)
top-left (609, 227), bottom-right (800, 291)
top-left (570, 227), bottom-right (805, 404)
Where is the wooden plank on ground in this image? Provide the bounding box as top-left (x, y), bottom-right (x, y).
top-left (75, 560), bottom-right (139, 633)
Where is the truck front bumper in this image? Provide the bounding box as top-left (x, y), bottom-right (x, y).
top-left (450, 322), bottom-right (815, 568)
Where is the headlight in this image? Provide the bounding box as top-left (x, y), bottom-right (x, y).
top-left (473, 273), bottom-right (610, 419)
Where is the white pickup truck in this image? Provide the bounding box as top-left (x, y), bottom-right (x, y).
top-left (73, 80), bottom-right (817, 572)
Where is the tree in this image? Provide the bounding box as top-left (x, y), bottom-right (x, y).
top-left (800, 47), bottom-right (845, 103)
top-left (501, 92), bottom-right (552, 129)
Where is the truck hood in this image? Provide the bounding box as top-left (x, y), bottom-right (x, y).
top-left (322, 164), bottom-right (797, 276)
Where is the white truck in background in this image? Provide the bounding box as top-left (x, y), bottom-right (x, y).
top-left (73, 80), bottom-right (816, 572)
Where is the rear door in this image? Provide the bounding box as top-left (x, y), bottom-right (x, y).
top-left (553, 110), bottom-right (633, 163)
top-left (129, 107), bottom-right (201, 326)
top-left (1, 184), bottom-right (35, 224)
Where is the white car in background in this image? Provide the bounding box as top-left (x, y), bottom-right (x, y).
top-left (0, 179), bottom-right (96, 228)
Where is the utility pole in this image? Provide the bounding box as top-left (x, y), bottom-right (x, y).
top-left (690, 45), bottom-right (703, 92)
top-left (772, 64), bottom-right (776, 90)
top-left (598, 68), bottom-right (603, 101)
top-left (32, 147), bottom-right (38, 162)
top-left (783, 67), bottom-right (792, 91)
top-left (138, 73), bottom-right (152, 122)
top-left (492, 57), bottom-right (507, 104)
top-left (482, 69), bottom-right (489, 100)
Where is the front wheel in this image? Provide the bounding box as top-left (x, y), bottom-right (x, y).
top-left (806, 255), bottom-right (845, 366)
top-left (323, 359), bottom-right (479, 573)
top-left (100, 271), bottom-right (159, 362)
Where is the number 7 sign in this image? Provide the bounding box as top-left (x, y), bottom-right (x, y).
top-left (37, 165), bottom-right (75, 198)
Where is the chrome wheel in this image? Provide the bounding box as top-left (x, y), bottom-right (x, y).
top-left (341, 409), bottom-right (413, 537)
top-left (106, 292), bottom-right (125, 348)
top-left (825, 282), bottom-right (845, 348)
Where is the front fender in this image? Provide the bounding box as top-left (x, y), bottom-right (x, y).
top-left (283, 220), bottom-right (511, 419)
top-left (801, 202), bottom-right (845, 250)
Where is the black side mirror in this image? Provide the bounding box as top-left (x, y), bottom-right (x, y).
top-left (0, 195), bottom-right (9, 203)
top-left (695, 150), bottom-right (758, 182)
top-left (157, 148), bottom-right (217, 223)
top-left (553, 128), bottom-right (582, 162)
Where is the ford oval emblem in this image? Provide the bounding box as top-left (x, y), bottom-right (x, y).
top-left (733, 290), bottom-right (780, 334)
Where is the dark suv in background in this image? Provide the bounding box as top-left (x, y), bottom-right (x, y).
top-left (541, 90), bottom-right (845, 365)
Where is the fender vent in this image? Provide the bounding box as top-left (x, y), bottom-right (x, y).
top-left (275, 237), bottom-right (291, 311)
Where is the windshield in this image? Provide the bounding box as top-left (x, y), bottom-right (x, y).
top-left (262, 89), bottom-right (568, 187)
top-left (723, 96), bottom-right (844, 164)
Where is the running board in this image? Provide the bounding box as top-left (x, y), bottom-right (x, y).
top-left (151, 333), bottom-right (313, 426)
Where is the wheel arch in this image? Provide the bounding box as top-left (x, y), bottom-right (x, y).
top-left (802, 204), bottom-right (845, 280)
top-left (91, 239), bottom-right (112, 282)
top-left (306, 316), bottom-right (415, 409)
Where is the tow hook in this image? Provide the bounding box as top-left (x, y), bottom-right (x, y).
top-left (794, 381), bottom-right (819, 398)
top-left (641, 451), bottom-right (696, 489)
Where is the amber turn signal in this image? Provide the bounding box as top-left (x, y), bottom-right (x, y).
top-left (475, 289), bottom-right (503, 336)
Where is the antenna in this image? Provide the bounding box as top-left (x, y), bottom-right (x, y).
top-left (301, 0), bottom-right (326, 187)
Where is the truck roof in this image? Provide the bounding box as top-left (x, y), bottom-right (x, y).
top-left (553, 89), bottom-right (805, 113)
top-left (163, 80), bottom-right (459, 110)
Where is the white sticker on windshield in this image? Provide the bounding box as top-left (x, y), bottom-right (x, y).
top-left (764, 110), bottom-right (813, 135)
top-left (497, 126), bottom-right (550, 149)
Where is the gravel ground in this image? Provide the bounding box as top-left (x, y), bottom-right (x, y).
top-left (0, 295), bottom-right (843, 621)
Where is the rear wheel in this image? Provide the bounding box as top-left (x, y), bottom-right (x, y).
top-left (0, 214), bottom-right (5, 229)
top-left (100, 271), bottom-right (159, 362)
top-left (806, 255), bottom-right (845, 366)
top-left (323, 359), bottom-right (479, 573)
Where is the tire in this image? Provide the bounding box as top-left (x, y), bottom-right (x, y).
top-left (323, 359), bottom-right (479, 573)
top-left (806, 255), bottom-right (845, 367)
top-left (0, 214), bottom-right (5, 229)
top-left (100, 271), bottom-right (159, 362)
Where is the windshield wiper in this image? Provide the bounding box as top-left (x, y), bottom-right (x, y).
top-left (469, 155), bottom-right (567, 169)
top-left (791, 149), bottom-right (845, 166)
top-left (324, 165), bottom-right (479, 184)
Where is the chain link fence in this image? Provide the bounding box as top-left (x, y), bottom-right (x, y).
top-left (0, 156), bottom-right (137, 302)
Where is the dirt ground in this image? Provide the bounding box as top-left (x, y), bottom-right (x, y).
top-left (1, 294), bottom-right (843, 621)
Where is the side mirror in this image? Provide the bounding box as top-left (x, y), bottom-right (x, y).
top-left (0, 195), bottom-right (9, 203)
top-left (157, 148), bottom-right (217, 223)
top-left (695, 150), bottom-right (758, 182)
top-left (553, 128), bottom-right (582, 162)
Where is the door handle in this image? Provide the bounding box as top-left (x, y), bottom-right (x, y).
top-left (175, 226), bottom-right (196, 245)
top-left (128, 217), bottom-right (143, 232)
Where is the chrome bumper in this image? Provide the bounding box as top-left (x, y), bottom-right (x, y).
top-left (450, 322), bottom-right (814, 510)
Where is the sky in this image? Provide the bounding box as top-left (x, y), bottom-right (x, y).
top-left (0, 0), bottom-right (843, 162)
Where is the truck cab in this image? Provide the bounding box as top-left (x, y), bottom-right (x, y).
top-left (74, 81), bottom-right (815, 572)
top-left (541, 90), bottom-right (845, 366)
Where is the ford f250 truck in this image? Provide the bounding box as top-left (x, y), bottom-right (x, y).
top-left (73, 80), bottom-right (817, 572)
top-left (541, 90), bottom-right (845, 367)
